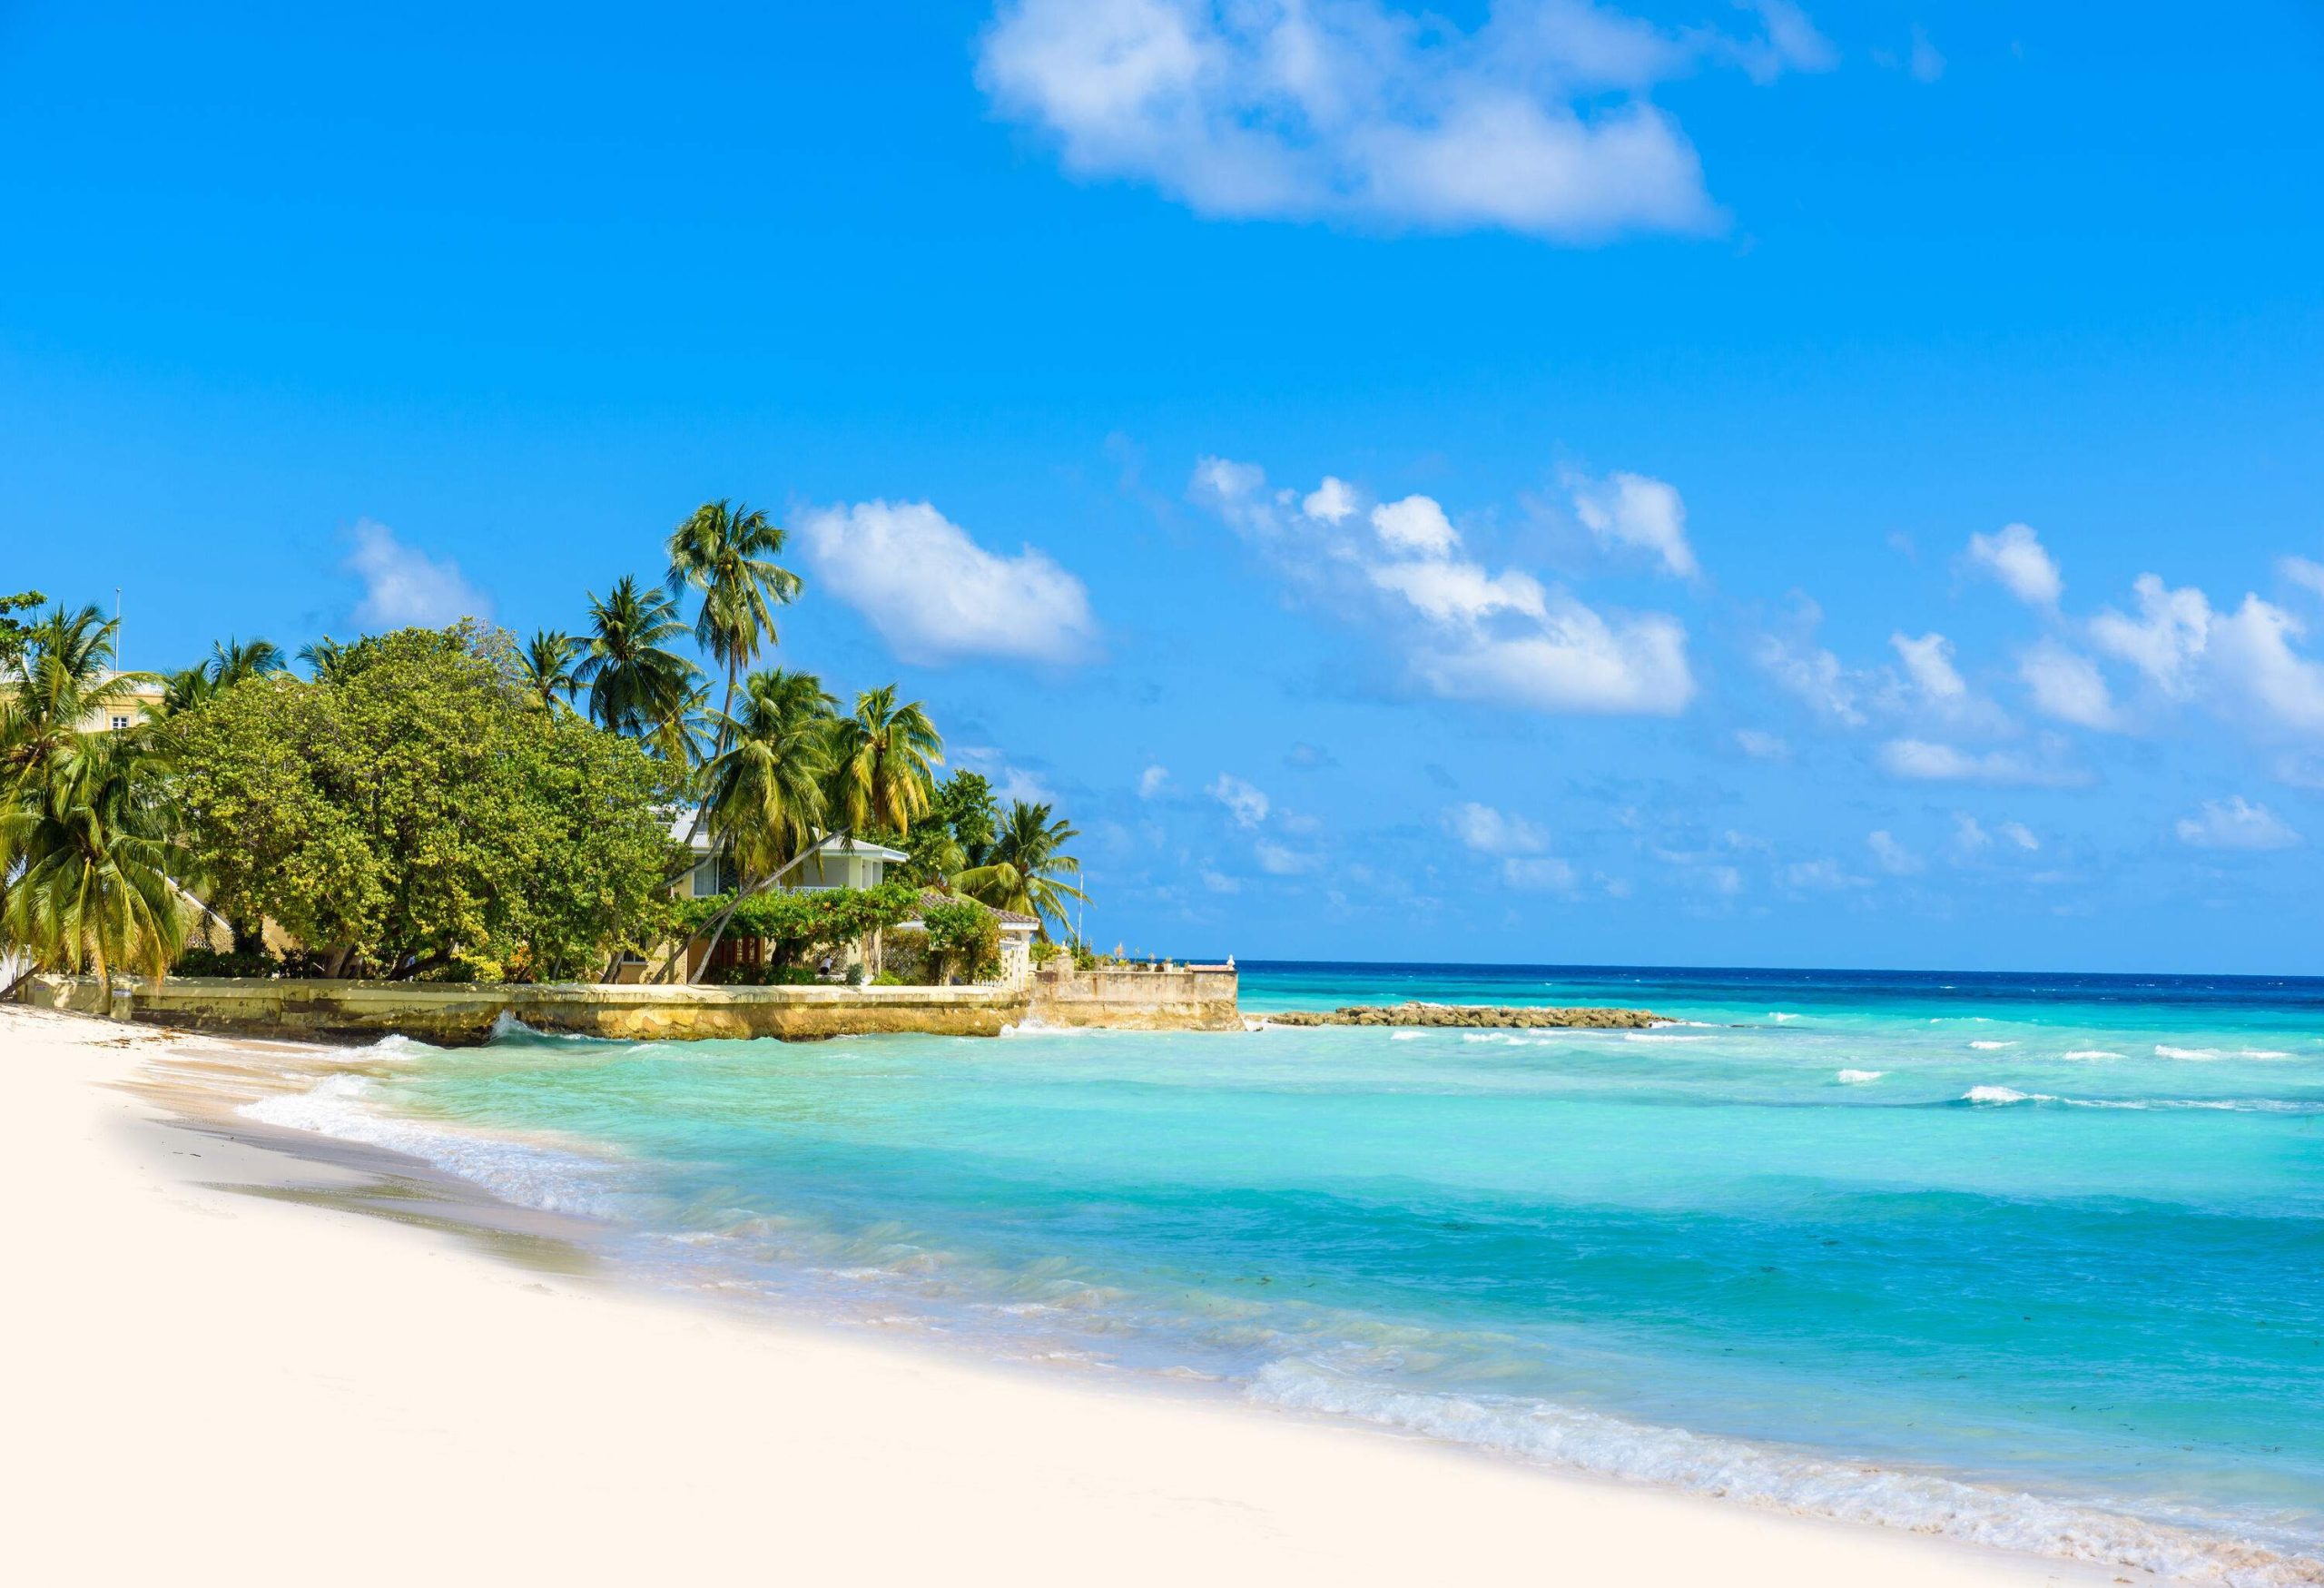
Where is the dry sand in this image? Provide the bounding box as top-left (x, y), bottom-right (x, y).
top-left (3, 1005), bottom-right (2130, 1587)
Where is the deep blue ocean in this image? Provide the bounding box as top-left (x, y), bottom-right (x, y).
top-left (252, 962), bottom-right (2324, 1584)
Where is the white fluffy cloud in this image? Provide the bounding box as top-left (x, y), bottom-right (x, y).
top-left (1446, 802), bottom-right (1547, 853)
top-left (1876, 737), bottom-right (2086, 787)
top-left (2090, 574), bottom-right (2209, 695)
top-left (1891, 630), bottom-right (1966, 703)
top-left (1208, 773), bottom-right (1270, 828)
top-left (1194, 456), bottom-right (1693, 716)
top-left (2210, 595), bottom-right (2324, 735)
top-left (2175, 796), bottom-right (2300, 852)
top-left (344, 518), bottom-right (489, 627)
top-left (2283, 556), bottom-right (2324, 599)
top-left (2019, 642), bottom-right (2119, 731)
top-left (1137, 764), bottom-right (1170, 799)
top-left (980, 1), bottom-right (1835, 242)
top-left (797, 499), bottom-right (1098, 666)
top-left (1569, 469), bottom-right (1698, 577)
top-left (1966, 522), bottom-right (2063, 607)
top-left (1370, 495), bottom-right (1460, 557)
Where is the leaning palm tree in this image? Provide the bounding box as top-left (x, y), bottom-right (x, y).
top-left (1, 732), bottom-right (192, 992)
top-left (518, 629), bottom-right (584, 710)
top-left (826, 685), bottom-right (942, 841)
top-left (955, 801), bottom-right (1087, 941)
top-left (684, 668), bottom-right (838, 981)
top-left (665, 500), bottom-right (801, 753)
top-left (576, 576), bottom-right (702, 762)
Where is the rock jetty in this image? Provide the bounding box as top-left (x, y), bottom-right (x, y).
top-left (1265, 1002), bottom-right (1659, 1030)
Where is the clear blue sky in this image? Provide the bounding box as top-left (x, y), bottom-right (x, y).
top-left (6, 2), bottom-right (2321, 972)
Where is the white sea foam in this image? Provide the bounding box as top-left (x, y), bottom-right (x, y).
top-left (2157, 1046), bottom-right (2226, 1060)
top-left (1248, 1362), bottom-right (2313, 1586)
top-left (1836, 1069), bottom-right (1884, 1084)
top-left (1964, 1085), bottom-right (2034, 1104)
top-left (1621, 1032), bottom-right (1709, 1043)
top-left (998, 1018), bottom-right (1072, 1037)
top-left (1767, 1012), bottom-right (1799, 1022)
top-left (2062, 1050), bottom-right (2124, 1060)
top-left (239, 1075), bottom-right (621, 1218)
top-left (1968, 1040), bottom-right (2015, 1050)
top-left (1388, 1031), bottom-right (1426, 1041)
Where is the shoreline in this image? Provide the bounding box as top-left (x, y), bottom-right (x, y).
top-left (6, 1005), bottom-right (2143, 1586)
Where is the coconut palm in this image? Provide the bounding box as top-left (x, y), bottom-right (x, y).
top-left (955, 801), bottom-right (1086, 940)
top-left (665, 500), bottom-right (800, 750)
top-left (297, 635), bottom-right (354, 685)
top-left (0, 606), bottom-right (152, 788)
top-left (826, 685), bottom-right (942, 840)
top-left (685, 669), bottom-right (838, 981)
top-left (576, 576), bottom-right (701, 762)
top-left (518, 629), bottom-right (584, 710)
top-left (209, 636), bottom-right (286, 687)
top-left (1, 731), bottom-right (192, 991)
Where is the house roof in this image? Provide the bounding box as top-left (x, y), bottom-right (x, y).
top-left (664, 812), bottom-right (910, 863)
top-left (904, 887), bottom-right (1041, 932)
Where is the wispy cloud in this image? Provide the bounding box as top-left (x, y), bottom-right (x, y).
top-left (2175, 796), bottom-right (2300, 852)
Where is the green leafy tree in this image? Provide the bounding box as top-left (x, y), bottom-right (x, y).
top-left (0, 590), bottom-right (49, 673)
top-left (297, 635), bottom-right (354, 684)
top-left (872, 768), bottom-right (996, 885)
top-left (955, 800), bottom-right (1086, 940)
top-left (171, 625), bottom-right (675, 981)
top-left (0, 605), bottom-right (153, 786)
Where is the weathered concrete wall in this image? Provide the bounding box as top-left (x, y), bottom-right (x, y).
top-left (20, 975), bottom-right (1029, 1045)
top-left (1025, 963), bottom-right (1242, 1031)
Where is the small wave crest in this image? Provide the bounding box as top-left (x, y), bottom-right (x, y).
top-left (1968, 1040), bottom-right (2015, 1050)
top-left (1836, 1069), bottom-right (1884, 1084)
top-left (2062, 1049), bottom-right (2123, 1060)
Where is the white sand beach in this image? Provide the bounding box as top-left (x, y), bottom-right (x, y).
top-left (5, 1005), bottom-right (2126, 1588)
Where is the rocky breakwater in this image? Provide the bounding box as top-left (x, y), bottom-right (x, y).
top-left (1265, 1002), bottom-right (1660, 1029)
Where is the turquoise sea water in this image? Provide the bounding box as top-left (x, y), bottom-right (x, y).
top-left (251, 964), bottom-right (2324, 1583)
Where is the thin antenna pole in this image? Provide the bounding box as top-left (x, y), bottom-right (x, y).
top-left (114, 587), bottom-right (123, 672)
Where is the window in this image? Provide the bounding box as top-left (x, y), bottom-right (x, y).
top-left (110, 715), bottom-right (131, 732)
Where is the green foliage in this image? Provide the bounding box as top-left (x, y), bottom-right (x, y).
top-left (0, 589), bottom-right (45, 670)
top-left (2, 730), bottom-right (192, 981)
top-left (954, 799), bottom-right (1086, 939)
top-left (872, 768), bottom-right (996, 884)
top-left (920, 894), bottom-right (1001, 981)
top-left (676, 881), bottom-right (918, 964)
top-left (169, 624), bottom-right (677, 981)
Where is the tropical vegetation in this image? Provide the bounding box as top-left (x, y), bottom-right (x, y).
top-left (3, 495), bottom-right (1089, 989)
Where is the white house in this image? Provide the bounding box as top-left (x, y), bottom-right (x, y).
top-left (669, 815), bottom-right (910, 901)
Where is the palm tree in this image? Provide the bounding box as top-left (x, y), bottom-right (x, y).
top-left (1, 731), bottom-right (192, 991)
top-left (576, 577), bottom-right (701, 762)
top-left (209, 636), bottom-right (286, 687)
top-left (160, 665), bottom-right (216, 717)
top-left (298, 635), bottom-right (356, 685)
top-left (826, 686), bottom-right (943, 840)
top-left (0, 606), bottom-right (152, 788)
top-left (518, 629), bottom-right (584, 710)
top-left (665, 500), bottom-right (801, 749)
top-left (685, 669), bottom-right (838, 981)
top-left (955, 801), bottom-right (1087, 940)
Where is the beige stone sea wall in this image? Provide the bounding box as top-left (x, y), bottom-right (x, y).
top-left (15, 964), bottom-right (1243, 1043)
top-left (1265, 1002), bottom-right (1659, 1029)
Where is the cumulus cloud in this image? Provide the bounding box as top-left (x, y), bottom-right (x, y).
top-left (798, 500), bottom-right (1096, 666)
top-left (1254, 839), bottom-right (1320, 874)
top-left (1966, 522), bottom-right (2063, 607)
top-left (1786, 858), bottom-right (1866, 891)
top-left (1137, 764), bottom-right (1170, 799)
top-left (1193, 456), bottom-right (1694, 716)
top-left (2283, 556), bottom-right (2324, 599)
top-left (2209, 595), bottom-right (2324, 736)
top-left (1876, 737), bottom-right (2086, 787)
top-left (2175, 796), bottom-right (2300, 852)
top-left (2019, 642), bottom-right (2119, 730)
top-left (1302, 476), bottom-right (1359, 525)
top-left (2089, 574), bottom-right (2209, 695)
top-left (1371, 495), bottom-right (1460, 557)
top-left (1755, 622), bottom-right (1869, 726)
top-left (2001, 821), bottom-right (2040, 851)
top-left (1568, 469), bottom-right (1698, 578)
top-left (953, 745), bottom-right (1059, 806)
top-left (344, 519), bottom-right (489, 627)
top-left (979, 0), bottom-right (1837, 242)
top-left (1446, 802), bottom-right (1547, 853)
top-left (1866, 829), bottom-right (1924, 875)
top-left (1208, 773), bottom-right (1270, 828)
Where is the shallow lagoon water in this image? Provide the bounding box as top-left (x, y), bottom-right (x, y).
top-left (250, 963), bottom-right (2324, 1583)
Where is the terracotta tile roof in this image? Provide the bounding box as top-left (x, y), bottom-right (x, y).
top-left (912, 888), bottom-right (1040, 930)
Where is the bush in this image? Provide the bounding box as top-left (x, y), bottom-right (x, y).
top-left (676, 882), bottom-right (919, 968)
top-left (921, 897), bottom-right (1000, 982)
top-left (871, 970), bottom-right (903, 986)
